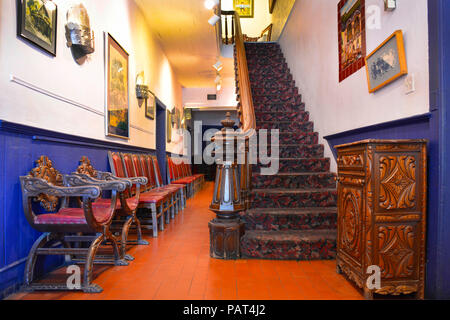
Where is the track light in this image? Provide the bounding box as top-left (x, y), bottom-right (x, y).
top-left (213, 60), bottom-right (223, 71)
top-left (215, 74), bottom-right (221, 84)
top-left (216, 82), bottom-right (222, 92)
top-left (205, 0), bottom-right (220, 10)
top-left (208, 14), bottom-right (220, 26)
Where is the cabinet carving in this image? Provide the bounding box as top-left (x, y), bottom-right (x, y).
top-left (335, 140), bottom-right (427, 300)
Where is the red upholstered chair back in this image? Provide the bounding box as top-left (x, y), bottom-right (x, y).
top-left (132, 154), bottom-right (147, 192)
top-left (144, 155), bottom-right (156, 188)
top-left (167, 157), bottom-right (175, 181)
top-left (182, 162), bottom-right (188, 177)
top-left (108, 151), bottom-right (130, 197)
top-left (121, 153), bottom-right (137, 194)
top-left (152, 156), bottom-right (164, 187)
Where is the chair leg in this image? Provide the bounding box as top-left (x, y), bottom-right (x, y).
top-left (105, 229), bottom-right (129, 266)
top-left (151, 203), bottom-right (158, 237)
top-left (165, 200), bottom-right (170, 224)
top-left (171, 196), bottom-right (175, 219)
top-left (159, 205), bottom-right (165, 231)
top-left (82, 234), bottom-right (104, 293)
top-left (120, 216), bottom-right (135, 261)
top-left (134, 216), bottom-right (150, 245)
top-left (23, 232), bottom-right (55, 290)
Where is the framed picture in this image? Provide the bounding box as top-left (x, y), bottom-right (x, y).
top-left (145, 91), bottom-right (156, 120)
top-left (365, 30), bottom-right (408, 93)
top-left (105, 33), bottom-right (129, 140)
top-left (234, 0), bottom-right (254, 18)
top-left (338, 0), bottom-right (366, 82)
top-left (167, 111), bottom-right (172, 143)
top-left (17, 0), bottom-right (58, 56)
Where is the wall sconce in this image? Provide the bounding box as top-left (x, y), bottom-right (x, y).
top-left (65, 3), bottom-right (95, 64)
top-left (213, 60), bottom-right (223, 71)
top-left (384, 0), bottom-right (396, 11)
top-left (136, 72), bottom-right (150, 106)
top-left (205, 0), bottom-right (220, 10)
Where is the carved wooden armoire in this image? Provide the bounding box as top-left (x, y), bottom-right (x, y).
top-left (335, 140), bottom-right (427, 300)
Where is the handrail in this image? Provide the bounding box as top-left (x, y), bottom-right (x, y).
top-left (232, 11), bottom-right (256, 136)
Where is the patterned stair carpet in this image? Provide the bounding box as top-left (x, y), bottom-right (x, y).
top-left (239, 42), bottom-right (338, 260)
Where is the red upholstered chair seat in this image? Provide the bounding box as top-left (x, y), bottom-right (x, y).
top-left (34, 207), bottom-right (111, 225)
top-left (173, 177), bottom-right (196, 184)
top-left (139, 193), bottom-right (166, 204)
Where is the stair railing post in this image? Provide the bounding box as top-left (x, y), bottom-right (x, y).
top-left (209, 113), bottom-right (246, 260)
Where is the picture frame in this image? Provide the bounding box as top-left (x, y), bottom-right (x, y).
top-left (145, 91), bottom-right (156, 120)
top-left (338, 0), bottom-right (366, 82)
top-left (105, 32), bottom-right (130, 140)
top-left (17, 0), bottom-right (58, 56)
top-left (167, 110), bottom-right (172, 143)
top-left (365, 30), bottom-right (408, 93)
top-left (234, 0), bottom-right (254, 18)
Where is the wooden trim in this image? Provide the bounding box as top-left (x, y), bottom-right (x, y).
top-left (365, 30), bottom-right (408, 93)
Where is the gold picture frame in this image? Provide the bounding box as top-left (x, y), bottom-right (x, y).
top-left (105, 32), bottom-right (129, 140)
top-left (365, 30), bottom-right (408, 93)
top-left (234, 0), bottom-right (254, 18)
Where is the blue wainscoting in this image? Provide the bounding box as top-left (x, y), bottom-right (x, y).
top-left (324, 112), bottom-right (449, 299)
top-left (0, 120), bottom-right (155, 299)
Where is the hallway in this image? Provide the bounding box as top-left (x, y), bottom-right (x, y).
top-left (9, 183), bottom-right (363, 300)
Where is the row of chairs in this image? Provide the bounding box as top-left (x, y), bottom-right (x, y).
top-left (19, 153), bottom-right (204, 293)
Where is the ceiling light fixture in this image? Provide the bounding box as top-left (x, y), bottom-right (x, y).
top-left (213, 60), bottom-right (223, 71)
top-left (208, 14), bottom-right (220, 26)
top-left (216, 82), bottom-right (222, 92)
top-left (204, 0), bottom-right (220, 10)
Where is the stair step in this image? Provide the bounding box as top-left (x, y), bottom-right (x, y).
top-left (250, 73), bottom-right (293, 83)
top-left (255, 111), bottom-right (309, 122)
top-left (275, 144), bottom-right (325, 158)
top-left (253, 102), bottom-right (305, 113)
top-left (251, 80), bottom-right (296, 90)
top-left (250, 188), bottom-right (337, 208)
top-left (252, 87), bottom-right (298, 97)
top-left (242, 208), bottom-right (337, 231)
top-left (247, 59), bottom-right (287, 69)
top-left (254, 157), bottom-right (330, 173)
top-left (240, 229), bottom-right (337, 260)
top-left (252, 172), bottom-right (337, 189)
top-left (253, 94), bottom-right (302, 105)
top-left (256, 121), bottom-right (313, 132)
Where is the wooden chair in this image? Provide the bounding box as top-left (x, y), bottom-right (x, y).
top-left (19, 156), bottom-right (128, 293)
top-left (73, 156), bottom-right (149, 261)
top-left (109, 152), bottom-right (168, 237)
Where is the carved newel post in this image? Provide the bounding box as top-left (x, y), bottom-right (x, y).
top-left (209, 113), bottom-right (245, 259)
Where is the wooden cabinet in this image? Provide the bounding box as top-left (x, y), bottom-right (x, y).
top-left (335, 140), bottom-right (427, 300)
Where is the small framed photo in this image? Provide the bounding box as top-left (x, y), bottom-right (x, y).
top-left (17, 0), bottom-right (58, 56)
top-left (145, 91), bottom-right (156, 120)
top-left (365, 30), bottom-right (408, 93)
top-left (105, 32), bottom-right (130, 140)
top-left (234, 0), bottom-right (254, 18)
top-left (167, 110), bottom-right (172, 143)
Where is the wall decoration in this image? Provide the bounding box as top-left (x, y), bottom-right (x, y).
top-left (234, 0), bottom-right (254, 18)
top-left (145, 91), bottom-right (156, 120)
top-left (338, 0), bottom-right (366, 82)
top-left (105, 33), bottom-right (129, 140)
top-left (175, 107), bottom-right (182, 129)
top-left (167, 110), bottom-right (172, 143)
top-left (17, 0), bottom-right (58, 56)
top-left (65, 3), bottom-right (94, 64)
top-left (365, 30), bottom-right (408, 93)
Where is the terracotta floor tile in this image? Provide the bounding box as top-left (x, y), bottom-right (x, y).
top-left (7, 183), bottom-right (364, 301)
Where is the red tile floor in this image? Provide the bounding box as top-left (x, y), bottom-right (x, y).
top-left (8, 182), bottom-right (363, 300)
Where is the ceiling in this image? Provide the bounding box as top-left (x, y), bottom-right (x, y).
top-left (134, 0), bottom-right (234, 88)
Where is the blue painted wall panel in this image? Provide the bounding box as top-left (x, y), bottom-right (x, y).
top-left (0, 120), bottom-right (155, 297)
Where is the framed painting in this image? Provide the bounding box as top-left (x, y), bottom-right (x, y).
top-left (365, 30), bottom-right (408, 93)
top-left (338, 0), bottom-right (366, 82)
top-left (17, 0), bottom-right (58, 56)
top-left (167, 110), bottom-right (172, 143)
top-left (105, 33), bottom-right (129, 140)
top-left (234, 0), bottom-right (254, 18)
top-left (145, 91), bottom-right (156, 120)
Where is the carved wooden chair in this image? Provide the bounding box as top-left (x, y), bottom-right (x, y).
top-left (19, 156), bottom-right (128, 293)
top-left (109, 152), bottom-right (168, 237)
top-left (73, 156), bottom-right (149, 261)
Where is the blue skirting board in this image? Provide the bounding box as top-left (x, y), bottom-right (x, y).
top-left (0, 120), bottom-right (155, 299)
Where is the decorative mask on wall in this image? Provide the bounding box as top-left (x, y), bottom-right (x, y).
top-left (65, 3), bottom-right (95, 64)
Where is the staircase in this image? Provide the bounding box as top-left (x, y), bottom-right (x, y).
top-left (239, 42), bottom-right (337, 260)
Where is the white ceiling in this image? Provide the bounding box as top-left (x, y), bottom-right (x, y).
top-left (134, 0), bottom-right (234, 88)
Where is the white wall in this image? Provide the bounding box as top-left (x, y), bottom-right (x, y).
top-left (279, 0), bottom-right (429, 171)
top-left (0, 0), bottom-right (183, 152)
top-left (183, 87), bottom-right (238, 107)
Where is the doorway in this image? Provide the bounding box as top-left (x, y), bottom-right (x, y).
top-left (156, 100), bottom-right (167, 185)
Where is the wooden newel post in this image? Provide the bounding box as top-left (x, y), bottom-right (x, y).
top-left (209, 113), bottom-right (245, 259)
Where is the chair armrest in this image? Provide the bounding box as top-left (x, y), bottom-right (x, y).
top-left (64, 174), bottom-right (127, 192)
top-left (20, 176), bottom-right (100, 199)
top-left (96, 171), bottom-right (133, 188)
